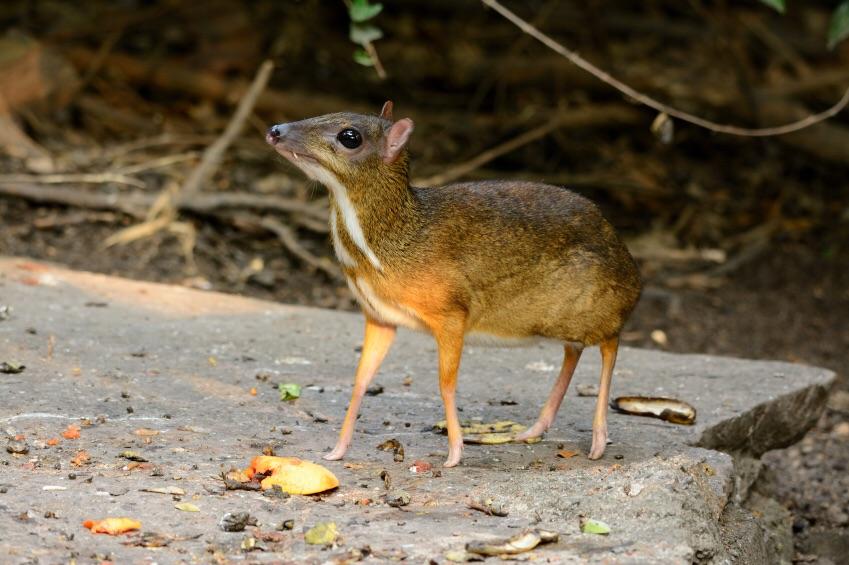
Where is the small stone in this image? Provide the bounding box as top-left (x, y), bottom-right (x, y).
top-left (409, 460), bottom-right (432, 474)
top-left (625, 482), bottom-right (644, 497)
top-left (827, 390), bottom-right (849, 413)
top-left (386, 489), bottom-right (411, 507)
top-left (366, 384), bottom-right (384, 396)
top-left (6, 439), bottom-right (28, 454)
top-left (832, 421), bottom-right (849, 438)
top-left (827, 505), bottom-right (849, 526)
top-left (220, 512), bottom-right (257, 532)
top-left (576, 384), bottom-right (599, 397)
top-left (278, 519), bottom-right (294, 531)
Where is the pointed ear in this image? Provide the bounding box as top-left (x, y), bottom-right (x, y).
top-left (379, 100), bottom-right (394, 121)
top-left (382, 118), bottom-right (414, 164)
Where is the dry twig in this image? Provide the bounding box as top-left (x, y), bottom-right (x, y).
top-left (0, 183), bottom-right (328, 231)
top-left (414, 104), bottom-right (642, 186)
top-left (0, 172), bottom-right (146, 189)
top-left (103, 60), bottom-right (275, 250)
top-left (249, 214), bottom-right (341, 280)
top-left (181, 60), bottom-right (274, 196)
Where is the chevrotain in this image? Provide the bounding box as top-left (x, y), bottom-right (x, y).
top-left (266, 102), bottom-right (641, 467)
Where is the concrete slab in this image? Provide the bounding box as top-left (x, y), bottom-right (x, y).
top-left (0, 258), bottom-right (834, 563)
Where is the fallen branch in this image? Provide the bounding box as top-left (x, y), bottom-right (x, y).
top-left (219, 213), bottom-right (340, 279)
top-left (414, 104), bottom-right (642, 186)
top-left (0, 172), bottom-right (146, 189)
top-left (0, 183), bottom-right (328, 230)
top-left (181, 60), bottom-right (274, 196)
top-left (101, 60), bottom-right (274, 250)
top-left (481, 0), bottom-right (849, 137)
top-left (255, 215), bottom-right (342, 280)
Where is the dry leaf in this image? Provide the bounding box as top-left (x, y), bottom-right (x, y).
top-left (580, 517), bottom-right (611, 535)
top-left (174, 502), bottom-right (200, 512)
top-left (305, 522), bottom-right (338, 545)
top-left (141, 486), bottom-right (185, 496)
top-left (557, 450), bottom-right (579, 459)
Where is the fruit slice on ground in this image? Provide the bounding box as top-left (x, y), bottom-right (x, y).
top-left (83, 517), bottom-right (141, 535)
top-left (247, 456), bottom-right (339, 494)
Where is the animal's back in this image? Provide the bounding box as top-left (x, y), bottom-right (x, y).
top-left (410, 181), bottom-right (641, 344)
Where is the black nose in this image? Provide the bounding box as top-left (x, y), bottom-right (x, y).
top-left (267, 124), bottom-right (285, 145)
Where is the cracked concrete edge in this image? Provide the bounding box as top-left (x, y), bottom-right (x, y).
top-left (693, 368), bottom-right (835, 457)
top-left (696, 373), bottom-right (833, 564)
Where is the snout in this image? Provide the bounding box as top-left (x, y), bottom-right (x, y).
top-left (266, 123), bottom-right (288, 145)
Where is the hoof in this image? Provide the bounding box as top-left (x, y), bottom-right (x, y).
top-left (323, 447), bottom-right (346, 461)
top-left (588, 428), bottom-right (607, 460)
top-left (587, 447), bottom-right (604, 460)
top-left (514, 422), bottom-right (547, 442)
top-left (443, 445), bottom-right (463, 468)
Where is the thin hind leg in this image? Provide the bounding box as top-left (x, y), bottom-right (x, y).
top-left (588, 336), bottom-right (618, 460)
top-left (514, 343), bottom-right (582, 442)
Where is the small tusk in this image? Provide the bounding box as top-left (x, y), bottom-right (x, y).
top-left (291, 151), bottom-right (299, 161)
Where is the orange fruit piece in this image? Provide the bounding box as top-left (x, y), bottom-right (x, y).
top-left (71, 451), bottom-right (90, 466)
top-left (83, 517), bottom-right (141, 535)
top-left (62, 425), bottom-right (80, 439)
top-left (247, 456), bottom-right (339, 494)
top-left (47, 438), bottom-right (60, 446)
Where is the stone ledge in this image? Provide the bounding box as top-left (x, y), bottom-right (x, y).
top-left (0, 258), bottom-right (835, 563)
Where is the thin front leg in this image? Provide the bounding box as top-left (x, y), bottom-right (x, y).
top-left (434, 319), bottom-right (466, 468)
top-left (514, 343), bottom-right (582, 442)
top-left (324, 318), bottom-right (396, 461)
top-left (588, 336), bottom-right (618, 460)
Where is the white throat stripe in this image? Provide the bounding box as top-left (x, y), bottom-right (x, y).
top-left (302, 163), bottom-right (383, 271)
top-left (330, 211), bottom-right (357, 268)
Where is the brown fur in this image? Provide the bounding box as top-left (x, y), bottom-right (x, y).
top-left (270, 111), bottom-right (641, 344)
top-left (267, 108), bottom-right (642, 465)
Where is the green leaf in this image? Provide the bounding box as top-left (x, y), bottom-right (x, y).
top-left (353, 48), bottom-right (375, 67)
top-left (350, 22), bottom-right (383, 45)
top-left (580, 517), bottom-right (611, 535)
top-left (278, 382), bottom-right (301, 401)
top-left (349, 0), bottom-right (383, 23)
top-left (305, 522), bottom-right (338, 545)
top-left (828, 2), bottom-right (849, 49)
top-left (757, 0), bottom-right (785, 13)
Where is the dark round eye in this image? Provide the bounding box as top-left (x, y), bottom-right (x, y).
top-left (337, 128), bottom-right (362, 149)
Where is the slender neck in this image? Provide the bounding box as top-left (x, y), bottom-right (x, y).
top-left (327, 161), bottom-right (422, 272)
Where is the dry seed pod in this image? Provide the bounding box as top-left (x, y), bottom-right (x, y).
top-left (610, 396), bottom-right (696, 425)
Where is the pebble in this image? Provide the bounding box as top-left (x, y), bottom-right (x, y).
top-left (6, 439), bottom-right (28, 454)
top-left (832, 421), bottom-right (849, 439)
top-left (386, 489), bottom-right (411, 507)
top-left (219, 512), bottom-right (257, 532)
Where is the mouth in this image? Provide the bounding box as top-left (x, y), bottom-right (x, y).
top-left (274, 146), bottom-right (317, 166)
